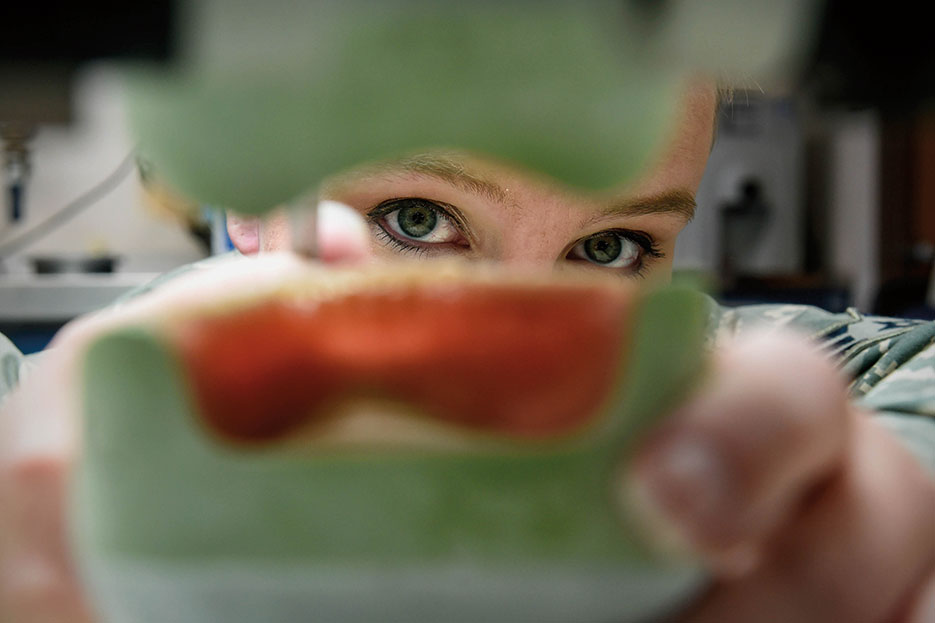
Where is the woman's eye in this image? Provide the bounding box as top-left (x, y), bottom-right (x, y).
top-left (571, 232), bottom-right (641, 268)
top-left (392, 202), bottom-right (437, 238)
top-left (374, 198), bottom-right (464, 245)
top-left (567, 230), bottom-right (663, 274)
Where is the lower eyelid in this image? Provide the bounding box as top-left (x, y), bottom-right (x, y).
top-left (370, 222), bottom-right (424, 255)
top-left (370, 219), bottom-right (471, 259)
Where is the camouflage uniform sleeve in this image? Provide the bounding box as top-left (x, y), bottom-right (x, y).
top-left (711, 301), bottom-right (935, 474)
top-left (0, 332), bottom-right (25, 409)
top-left (0, 332), bottom-right (53, 409)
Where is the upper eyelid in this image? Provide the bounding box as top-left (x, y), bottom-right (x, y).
top-left (566, 230), bottom-right (664, 279)
top-left (608, 229), bottom-right (664, 257)
top-left (368, 198), bottom-right (454, 222)
top-left (567, 228), bottom-right (664, 259)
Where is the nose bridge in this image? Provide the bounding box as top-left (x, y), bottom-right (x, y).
top-left (496, 208), bottom-right (571, 271)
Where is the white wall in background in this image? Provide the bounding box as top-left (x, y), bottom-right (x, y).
top-left (825, 111), bottom-right (880, 312)
top-left (0, 66), bottom-right (205, 273)
top-left (675, 96), bottom-right (805, 276)
top-left (674, 96), bottom-right (883, 313)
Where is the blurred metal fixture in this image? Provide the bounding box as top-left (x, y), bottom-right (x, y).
top-left (1, 122), bottom-right (35, 223)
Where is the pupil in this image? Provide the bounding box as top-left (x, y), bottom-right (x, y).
top-left (398, 204), bottom-right (437, 238)
top-left (585, 234), bottom-right (622, 264)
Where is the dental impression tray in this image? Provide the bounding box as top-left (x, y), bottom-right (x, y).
top-left (72, 258), bottom-right (710, 623)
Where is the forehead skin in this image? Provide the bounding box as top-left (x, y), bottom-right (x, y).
top-left (615, 79), bottom-right (717, 199)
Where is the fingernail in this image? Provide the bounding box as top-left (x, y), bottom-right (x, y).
top-left (624, 436), bottom-right (761, 577)
top-left (641, 435), bottom-right (730, 536)
top-left (316, 200), bottom-right (371, 263)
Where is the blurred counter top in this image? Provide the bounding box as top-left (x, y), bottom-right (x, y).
top-left (0, 273), bottom-right (159, 321)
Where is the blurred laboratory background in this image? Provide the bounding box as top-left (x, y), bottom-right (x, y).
top-left (1, 0), bottom-right (933, 354)
top-left (680, 88), bottom-right (935, 317)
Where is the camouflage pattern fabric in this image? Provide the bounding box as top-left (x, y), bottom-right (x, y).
top-left (0, 332), bottom-right (23, 411)
top-left (713, 303), bottom-right (935, 472)
top-left (1, 267), bottom-right (933, 472)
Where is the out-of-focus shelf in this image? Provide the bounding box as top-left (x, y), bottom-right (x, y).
top-left (0, 273), bottom-right (160, 321)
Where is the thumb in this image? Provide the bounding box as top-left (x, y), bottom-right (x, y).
top-left (313, 200), bottom-right (372, 264)
top-left (226, 200), bottom-right (372, 264)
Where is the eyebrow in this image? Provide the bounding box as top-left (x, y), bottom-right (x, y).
top-left (328, 153), bottom-right (695, 222)
top-left (376, 154), bottom-right (511, 205)
top-left (584, 190), bottom-right (697, 225)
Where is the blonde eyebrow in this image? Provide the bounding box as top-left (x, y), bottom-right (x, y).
top-left (320, 152), bottom-right (511, 207)
top-left (378, 157), bottom-right (697, 223)
top-left (323, 155), bottom-right (695, 224)
top-left (584, 190), bottom-right (697, 225)
top-left (383, 154), bottom-right (510, 205)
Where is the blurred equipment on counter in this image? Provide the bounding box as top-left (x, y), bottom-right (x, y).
top-left (719, 178), bottom-right (772, 282)
top-left (30, 254), bottom-right (120, 275)
top-left (0, 271), bottom-right (160, 354)
top-left (1, 123), bottom-right (34, 223)
top-left (0, 1), bottom-right (175, 228)
top-left (0, 152), bottom-right (137, 264)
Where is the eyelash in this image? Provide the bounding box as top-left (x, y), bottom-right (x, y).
top-left (371, 226), bottom-right (430, 257)
top-left (366, 197), bottom-right (664, 277)
top-left (573, 229), bottom-right (665, 279)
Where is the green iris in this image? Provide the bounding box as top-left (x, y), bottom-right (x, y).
top-left (584, 233), bottom-right (622, 264)
top-left (398, 203), bottom-right (438, 239)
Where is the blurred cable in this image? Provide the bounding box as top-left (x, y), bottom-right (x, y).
top-left (0, 151), bottom-right (137, 260)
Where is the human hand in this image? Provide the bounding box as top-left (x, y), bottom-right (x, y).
top-left (0, 201), bottom-right (371, 623)
top-left (628, 331), bottom-right (935, 623)
top-left (0, 334), bottom-right (93, 623)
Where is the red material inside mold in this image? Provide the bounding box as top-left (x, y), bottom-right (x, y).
top-left (174, 284), bottom-right (631, 442)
